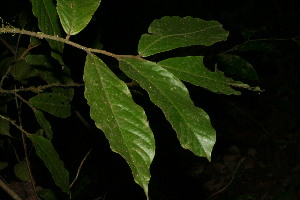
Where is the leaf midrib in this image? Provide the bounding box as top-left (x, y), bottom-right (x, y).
top-left (122, 59), bottom-right (209, 157)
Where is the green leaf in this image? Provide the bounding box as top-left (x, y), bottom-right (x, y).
top-left (84, 54), bottom-right (155, 197)
top-left (30, 0), bottom-right (64, 53)
top-left (158, 56), bottom-right (242, 95)
top-left (29, 92), bottom-right (72, 118)
top-left (34, 109), bottom-right (53, 140)
top-left (119, 58), bottom-right (216, 160)
top-left (25, 54), bottom-right (60, 84)
top-left (30, 134), bottom-right (70, 194)
top-left (57, 0), bottom-right (102, 35)
top-left (234, 40), bottom-right (279, 53)
top-left (138, 16), bottom-right (229, 57)
top-left (0, 119), bottom-right (9, 136)
top-left (11, 60), bottom-right (39, 83)
top-left (0, 105), bottom-right (10, 136)
top-left (0, 162), bottom-right (8, 170)
top-left (217, 54), bottom-right (259, 80)
top-left (14, 161), bottom-right (30, 182)
top-left (37, 189), bottom-right (58, 200)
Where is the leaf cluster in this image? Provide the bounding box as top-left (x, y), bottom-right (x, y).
top-left (0, 0), bottom-right (261, 199)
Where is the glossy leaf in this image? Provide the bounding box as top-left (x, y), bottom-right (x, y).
top-left (30, 0), bottom-right (64, 53)
top-left (29, 92), bottom-right (72, 118)
top-left (158, 56), bottom-right (242, 95)
top-left (138, 16), bottom-right (229, 57)
top-left (30, 134), bottom-right (70, 194)
top-left (217, 54), bottom-right (259, 80)
top-left (119, 58), bottom-right (216, 160)
top-left (84, 54), bottom-right (155, 197)
top-left (34, 109), bottom-right (53, 140)
top-left (57, 0), bottom-right (102, 35)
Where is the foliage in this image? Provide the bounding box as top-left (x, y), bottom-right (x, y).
top-left (0, 0), bottom-right (261, 199)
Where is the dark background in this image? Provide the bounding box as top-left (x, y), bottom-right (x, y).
top-left (1, 0), bottom-right (300, 199)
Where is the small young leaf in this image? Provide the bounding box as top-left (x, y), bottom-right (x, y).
top-left (57, 0), bottom-right (102, 35)
top-left (119, 58), bottom-right (216, 160)
top-left (34, 109), bottom-right (53, 140)
top-left (138, 16), bottom-right (229, 57)
top-left (30, 134), bottom-right (70, 194)
top-left (158, 56), bottom-right (242, 95)
top-left (30, 0), bottom-right (64, 53)
top-left (14, 161), bottom-right (30, 182)
top-left (29, 92), bottom-right (72, 118)
top-left (217, 54), bottom-right (259, 80)
top-left (84, 54), bottom-right (155, 197)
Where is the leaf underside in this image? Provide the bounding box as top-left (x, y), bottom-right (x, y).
top-left (84, 54), bottom-right (155, 197)
top-left (119, 58), bottom-right (216, 160)
top-left (57, 0), bottom-right (102, 35)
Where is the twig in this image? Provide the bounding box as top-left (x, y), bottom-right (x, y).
top-left (14, 89), bottom-right (39, 200)
top-left (70, 149), bottom-right (92, 188)
top-left (17, 43), bottom-right (41, 61)
top-left (207, 158), bottom-right (246, 200)
top-left (0, 178), bottom-right (23, 200)
top-left (0, 28), bottom-right (118, 58)
top-left (0, 27), bottom-right (146, 61)
top-left (15, 93), bottom-right (36, 110)
top-left (0, 63), bottom-right (13, 88)
top-left (0, 36), bottom-right (16, 54)
top-left (0, 82), bottom-right (83, 94)
top-left (0, 114), bottom-right (30, 137)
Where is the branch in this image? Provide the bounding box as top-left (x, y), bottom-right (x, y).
top-left (0, 114), bottom-right (31, 137)
top-left (0, 82), bottom-right (83, 94)
top-left (0, 27), bottom-right (145, 61)
top-left (0, 179), bottom-right (23, 200)
top-left (70, 149), bottom-right (92, 188)
top-left (0, 36), bottom-right (16, 54)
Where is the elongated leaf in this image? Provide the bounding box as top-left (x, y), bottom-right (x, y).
top-left (84, 54), bottom-right (155, 197)
top-left (138, 16), bottom-right (229, 57)
top-left (158, 56), bottom-right (242, 95)
top-left (29, 92), bottom-right (72, 118)
top-left (119, 58), bottom-right (216, 160)
top-left (30, 0), bottom-right (64, 53)
top-left (34, 109), bottom-right (53, 140)
top-left (57, 0), bottom-right (101, 35)
top-left (30, 134), bottom-right (70, 194)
